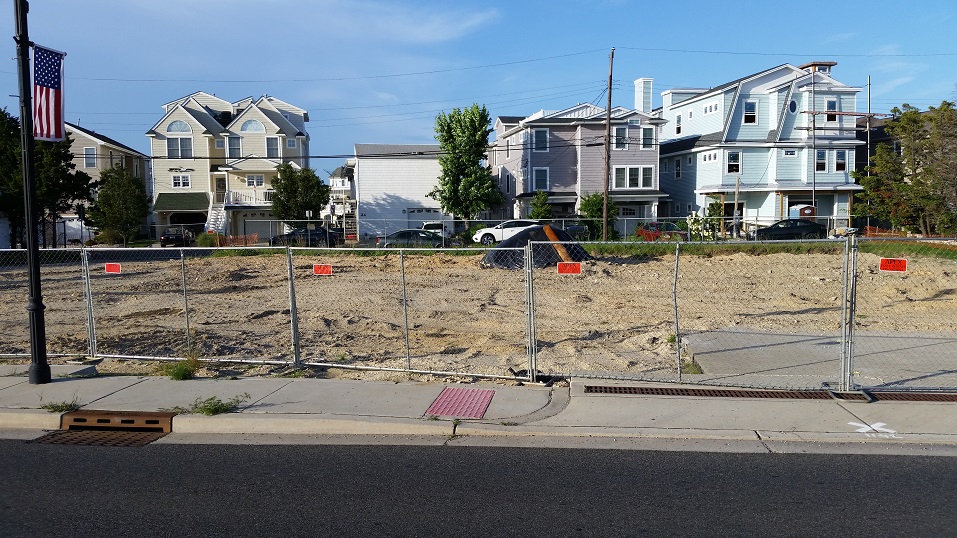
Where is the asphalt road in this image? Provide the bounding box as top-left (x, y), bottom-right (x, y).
top-left (2, 440), bottom-right (956, 537)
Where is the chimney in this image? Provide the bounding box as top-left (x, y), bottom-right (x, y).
top-left (634, 78), bottom-right (653, 113)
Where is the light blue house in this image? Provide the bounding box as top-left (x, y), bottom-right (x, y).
top-left (656, 61), bottom-right (862, 230)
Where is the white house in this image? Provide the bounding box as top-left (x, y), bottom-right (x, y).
top-left (353, 143), bottom-right (450, 239)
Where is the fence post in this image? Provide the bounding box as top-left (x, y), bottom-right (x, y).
top-left (286, 247), bottom-right (301, 365)
top-left (840, 235), bottom-right (860, 391)
top-left (180, 249), bottom-right (192, 355)
top-left (673, 242), bottom-right (682, 381)
top-left (525, 242), bottom-right (537, 383)
top-left (400, 249), bottom-right (411, 370)
top-left (81, 247), bottom-right (97, 357)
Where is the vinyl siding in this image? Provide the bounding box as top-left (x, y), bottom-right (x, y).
top-left (525, 126), bottom-right (578, 193)
top-left (355, 155), bottom-right (443, 237)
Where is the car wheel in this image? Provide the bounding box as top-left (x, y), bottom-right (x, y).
top-left (481, 234), bottom-right (496, 246)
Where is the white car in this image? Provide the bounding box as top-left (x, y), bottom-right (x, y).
top-left (472, 219), bottom-right (541, 245)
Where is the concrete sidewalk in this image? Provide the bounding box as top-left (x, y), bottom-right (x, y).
top-left (1, 365), bottom-right (956, 454)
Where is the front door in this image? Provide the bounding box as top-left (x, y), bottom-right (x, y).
top-left (215, 177), bottom-right (227, 203)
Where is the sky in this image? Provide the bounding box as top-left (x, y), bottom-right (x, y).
top-left (2, 0), bottom-right (956, 177)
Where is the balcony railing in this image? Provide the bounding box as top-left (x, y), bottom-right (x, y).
top-left (224, 189), bottom-right (275, 206)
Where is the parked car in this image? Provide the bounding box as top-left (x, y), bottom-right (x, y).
top-left (376, 229), bottom-right (446, 248)
top-left (553, 217), bottom-right (591, 240)
top-left (635, 222), bottom-right (689, 242)
top-left (749, 219), bottom-right (827, 240)
top-left (471, 220), bottom-right (541, 245)
top-left (419, 221), bottom-right (453, 238)
top-left (269, 227), bottom-right (342, 247)
top-left (159, 227), bottom-right (194, 247)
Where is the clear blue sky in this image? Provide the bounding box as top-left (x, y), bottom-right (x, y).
top-left (3, 0), bottom-right (956, 176)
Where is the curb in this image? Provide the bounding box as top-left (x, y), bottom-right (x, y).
top-left (0, 409), bottom-right (61, 430)
top-left (172, 413), bottom-right (457, 436)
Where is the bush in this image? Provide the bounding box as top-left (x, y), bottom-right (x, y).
top-left (161, 357), bottom-right (201, 380)
top-left (195, 232), bottom-right (223, 247)
top-left (94, 229), bottom-right (123, 245)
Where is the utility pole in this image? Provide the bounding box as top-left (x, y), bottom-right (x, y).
top-left (14, 0), bottom-right (51, 384)
top-left (602, 48), bottom-right (614, 241)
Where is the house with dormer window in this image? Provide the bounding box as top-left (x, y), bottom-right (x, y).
top-left (488, 79), bottom-right (667, 228)
top-left (655, 62), bottom-right (862, 230)
top-left (146, 91), bottom-right (310, 239)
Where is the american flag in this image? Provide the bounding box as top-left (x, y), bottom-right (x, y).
top-left (33, 45), bottom-right (65, 141)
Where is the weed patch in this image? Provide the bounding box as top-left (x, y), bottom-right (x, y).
top-left (169, 393), bottom-right (251, 415)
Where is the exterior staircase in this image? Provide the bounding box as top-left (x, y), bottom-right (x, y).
top-left (206, 203), bottom-right (227, 234)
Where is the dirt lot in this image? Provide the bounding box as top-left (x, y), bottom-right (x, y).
top-left (1, 244), bottom-right (955, 381)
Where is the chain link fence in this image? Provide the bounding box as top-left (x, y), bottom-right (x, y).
top-left (3, 237), bottom-right (956, 389)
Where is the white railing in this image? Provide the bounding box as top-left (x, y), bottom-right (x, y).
top-left (225, 189), bottom-right (275, 205)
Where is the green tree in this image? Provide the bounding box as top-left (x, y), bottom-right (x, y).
top-left (35, 137), bottom-right (93, 245)
top-left (0, 109), bottom-right (24, 246)
top-left (85, 166), bottom-right (150, 246)
top-left (428, 104), bottom-right (503, 226)
top-left (0, 109), bottom-right (94, 246)
top-left (854, 102), bottom-right (957, 235)
top-left (270, 163), bottom-right (331, 227)
top-left (578, 192), bottom-right (616, 240)
top-left (529, 190), bottom-right (553, 219)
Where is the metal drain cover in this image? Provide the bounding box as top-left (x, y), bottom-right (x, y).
top-left (29, 430), bottom-right (168, 447)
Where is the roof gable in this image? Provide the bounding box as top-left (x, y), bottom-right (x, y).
top-left (66, 123), bottom-right (147, 157)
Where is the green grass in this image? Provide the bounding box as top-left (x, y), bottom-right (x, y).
top-left (681, 361), bottom-right (704, 374)
top-left (160, 357), bottom-right (201, 380)
top-left (40, 397), bottom-right (81, 413)
top-left (170, 393), bottom-right (251, 415)
top-left (858, 239), bottom-right (957, 260)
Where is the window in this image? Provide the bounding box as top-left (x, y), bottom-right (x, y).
top-left (228, 136), bottom-right (241, 159)
top-left (662, 160), bottom-right (668, 172)
top-left (533, 129), bottom-right (548, 152)
top-left (134, 160), bottom-right (140, 178)
top-left (532, 167), bottom-right (548, 190)
top-left (167, 137), bottom-right (192, 159)
top-left (505, 140), bottom-right (510, 158)
top-left (641, 127), bottom-right (654, 149)
top-left (614, 126), bottom-right (628, 150)
top-left (240, 119), bottom-right (265, 132)
top-left (675, 114), bottom-right (682, 135)
top-left (172, 174), bottom-right (190, 188)
top-left (836, 150), bottom-right (847, 171)
top-left (675, 158), bottom-right (681, 178)
top-left (744, 101), bottom-right (757, 124)
top-left (816, 150), bottom-right (827, 172)
top-left (789, 100), bottom-right (798, 114)
top-left (215, 139), bottom-right (225, 149)
top-left (727, 151), bottom-right (740, 173)
top-left (266, 137), bottom-right (279, 158)
top-left (109, 151), bottom-right (114, 167)
top-left (287, 139), bottom-right (297, 148)
top-left (166, 120), bottom-right (190, 133)
top-left (687, 156), bottom-right (693, 166)
top-left (620, 207), bottom-right (636, 216)
top-left (83, 147), bottom-right (95, 168)
top-left (613, 166), bottom-right (653, 189)
top-left (783, 149), bottom-right (797, 157)
top-left (826, 100), bottom-right (838, 122)
top-left (246, 174), bottom-right (265, 187)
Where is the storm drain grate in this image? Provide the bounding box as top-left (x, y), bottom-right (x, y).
top-left (584, 386), bottom-right (957, 402)
top-left (60, 410), bottom-right (175, 432)
top-left (26, 410), bottom-right (176, 447)
top-left (30, 430), bottom-right (167, 447)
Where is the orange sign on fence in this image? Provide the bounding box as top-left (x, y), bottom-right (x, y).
top-left (313, 264), bottom-right (333, 276)
top-left (879, 258), bottom-right (907, 272)
top-left (557, 262), bottom-right (581, 275)
top-left (104, 263), bottom-right (121, 274)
